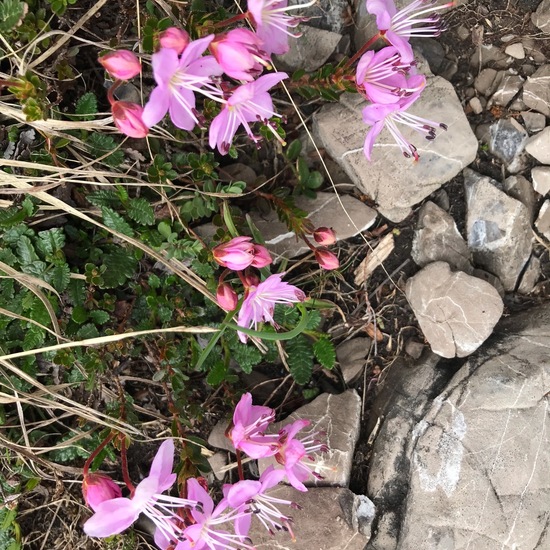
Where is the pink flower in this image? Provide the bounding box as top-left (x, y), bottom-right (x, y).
top-left (161, 478), bottom-right (253, 550)
top-left (213, 236), bottom-right (253, 270)
top-left (275, 419), bottom-right (328, 492)
top-left (142, 37), bottom-right (224, 131)
top-left (217, 283), bottom-right (238, 311)
top-left (314, 248), bottom-right (339, 270)
top-left (229, 392), bottom-right (279, 458)
top-left (356, 46), bottom-right (418, 104)
top-left (367, 0), bottom-right (453, 63)
top-left (247, 0), bottom-right (315, 54)
top-left (312, 227), bottom-right (336, 246)
top-left (236, 273), bottom-right (305, 343)
top-left (250, 243), bottom-right (272, 268)
top-left (222, 467), bottom-right (295, 538)
top-left (82, 473), bottom-right (122, 512)
top-left (111, 101), bottom-right (149, 138)
top-left (208, 72), bottom-right (288, 155)
top-left (210, 28), bottom-right (270, 82)
top-left (160, 27), bottom-right (190, 54)
top-left (362, 76), bottom-right (447, 161)
top-left (84, 440), bottom-right (196, 541)
top-left (99, 50), bottom-right (141, 80)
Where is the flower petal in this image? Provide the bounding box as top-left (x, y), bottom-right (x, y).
top-left (83, 497), bottom-right (139, 537)
top-left (152, 48), bottom-right (180, 86)
top-left (148, 439), bottom-right (176, 492)
top-left (142, 86), bottom-right (170, 127)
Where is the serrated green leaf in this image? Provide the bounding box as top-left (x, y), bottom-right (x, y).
top-left (206, 360), bottom-right (228, 386)
top-left (0, 0), bottom-right (27, 33)
top-left (47, 263), bottom-right (70, 291)
top-left (101, 206), bottom-right (134, 237)
top-left (286, 334), bottom-right (314, 385)
top-left (88, 133), bottom-right (124, 167)
top-left (101, 249), bottom-right (137, 288)
top-left (0, 206), bottom-right (28, 227)
top-left (67, 279), bottom-right (86, 306)
top-left (87, 190), bottom-right (120, 208)
top-left (127, 197), bottom-right (155, 226)
top-left (16, 235), bottom-right (38, 264)
top-left (77, 323), bottom-right (99, 339)
top-left (89, 310), bottom-right (110, 324)
top-left (20, 260), bottom-right (47, 278)
top-left (313, 337), bottom-right (336, 370)
top-left (75, 92), bottom-right (97, 120)
top-left (23, 325), bottom-right (45, 351)
top-left (37, 228), bottom-right (65, 256)
top-left (305, 310), bottom-right (321, 331)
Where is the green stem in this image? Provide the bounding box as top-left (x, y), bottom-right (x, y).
top-left (222, 201), bottom-right (239, 238)
top-left (195, 309), bottom-right (237, 371)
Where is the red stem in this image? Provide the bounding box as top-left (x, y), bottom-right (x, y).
top-left (344, 33), bottom-right (383, 69)
top-left (120, 437), bottom-right (136, 494)
top-left (236, 449), bottom-right (244, 481)
top-left (83, 431), bottom-right (116, 476)
top-left (212, 12), bottom-right (249, 29)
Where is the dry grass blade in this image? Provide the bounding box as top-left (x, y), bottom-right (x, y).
top-left (354, 233), bottom-right (395, 286)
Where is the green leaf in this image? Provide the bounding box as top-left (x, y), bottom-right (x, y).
top-left (75, 92), bottom-right (97, 120)
top-left (89, 310), bottom-right (110, 324)
top-left (48, 263), bottom-right (70, 292)
top-left (37, 228), bottom-right (65, 256)
top-left (101, 249), bottom-right (137, 288)
top-left (0, 0), bottom-right (27, 33)
top-left (286, 334), bottom-right (314, 385)
top-left (76, 323), bottom-right (100, 339)
top-left (313, 337), bottom-right (336, 370)
top-left (297, 157), bottom-right (310, 183)
top-left (101, 206), bottom-right (134, 237)
top-left (16, 236), bottom-right (39, 264)
top-left (87, 133), bottom-right (124, 167)
top-left (87, 190), bottom-right (121, 208)
top-left (0, 206), bottom-right (28, 227)
top-left (67, 279), bottom-right (86, 306)
top-left (306, 171), bottom-right (323, 190)
top-left (286, 139), bottom-right (302, 161)
top-left (23, 325), bottom-right (45, 350)
top-left (127, 197), bottom-right (155, 226)
top-left (206, 360), bottom-right (228, 386)
top-left (305, 310), bottom-right (322, 331)
top-left (71, 305), bottom-right (88, 324)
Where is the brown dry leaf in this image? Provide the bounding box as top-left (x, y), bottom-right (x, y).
top-left (365, 323), bottom-right (384, 342)
top-left (354, 233), bottom-right (395, 286)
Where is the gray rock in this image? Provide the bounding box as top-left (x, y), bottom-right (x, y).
top-left (464, 168), bottom-right (533, 291)
top-left (502, 174), bottom-right (536, 223)
top-left (522, 39), bottom-right (547, 64)
top-left (336, 337), bottom-right (371, 385)
top-left (532, 0), bottom-right (550, 33)
top-left (275, 25), bottom-right (343, 72)
top-left (531, 166), bottom-right (550, 195)
top-left (399, 306), bottom-right (550, 550)
top-left (523, 64), bottom-right (550, 116)
top-left (488, 73), bottom-right (524, 108)
top-left (249, 486), bottom-right (373, 549)
top-left (469, 96), bottom-right (483, 114)
top-left (313, 78), bottom-right (478, 222)
top-left (517, 254), bottom-right (541, 294)
top-left (289, 0), bottom-right (350, 34)
top-left (474, 68), bottom-right (501, 97)
top-left (405, 262), bottom-right (503, 358)
top-left (535, 199), bottom-right (550, 240)
top-left (208, 417), bottom-right (233, 453)
top-left (470, 44), bottom-right (511, 70)
top-left (525, 126), bottom-right (550, 164)
top-left (521, 110), bottom-right (546, 133)
top-left (411, 201), bottom-right (472, 273)
top-left (250, 192), bottom-right (376, 261)
top-left (206, 451), bottom-right (228, 481)
top-left (259, 391), bottom-right (361, 488)
top-left (504, 42), bottom-right (525, 59)
top-left (487, 118), bottom-right (529, 173)
top-left (367, 304), bottom-right (550, 550)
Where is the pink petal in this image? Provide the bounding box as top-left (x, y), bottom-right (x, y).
top-left (148, 439), bottom-right (176, 492)
top-left (168, 87), bottom-right (198, 130)
top-left (187, 55), bottom-right (223, 78)
top-left (180, 35), bottom-right (215, 67)
top-left (83, 497), bottom-right (138, 537)
top-left (187, 478), bottom-right (214, 519)
top-left (142, 86), bottom-right (170, 127)
top-left (252, 72), bottom-right (288, 95)
top-left (363, 121), bottom-right (384, 161)
top-left (385, 31), bottom-right (414, 63)
top-left (152, 48), bottom-right (180, 85)
top-left (225, 480), bottom-right (261, 508)
top-left (367, 0), bottom-right (396, 28)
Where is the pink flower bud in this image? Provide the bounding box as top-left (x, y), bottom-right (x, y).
top-left (313, 227), bottom-right (336, 246)
top-left (243, 272), bottom-right (260, 288)
top-left (82, 473), bottom-right (122, 512)
top-left (217, 283), bottom-right (238, 311)
top-left (315, 248), bottom-right (339, 270)
top-left (209, 28), bottom-right (270, 82)
top-left (213, 236), bottom-right (254, 271)
top-left (251, 244), bottom-right (273, 268)
top-left (159, 27), bottom-right (190, 54)
top-left (99, 50), bottom-right (141, 80)
top-left (111, 101), bottom-right (149, 138)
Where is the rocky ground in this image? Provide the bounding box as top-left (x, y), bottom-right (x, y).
top-left (202, 1), bottom-right (550, 549)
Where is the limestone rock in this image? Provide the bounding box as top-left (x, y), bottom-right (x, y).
top-left (367, 304), bottom-right (550, 550)
top-left (531, 166), bottom-right (550, 195)
top-left (250, 192), bottom-right (376, 261)
top-left (249, 486), bottom-right (373, 549)
top-left (275, 25), bottom-right (343, 72)
top-left (411, 201), bottom-right (472, 273)
top-left (470, 44), bottom-right (511, 70)
top-left (400, 306), bottom-right (550, 550)
top-left (405, 262), bottom-right (503, 358)
top-left (474, 68), bottom-right (502, 97)
top-left (517, 254), bottom-right (541, 294)
top-left (313, 78), bottom-right (477, 222)
top-left (336, 337), bottom-right (371, 385)
top-left (259, 391), bottom-right (361, 488)
top-left (504, 42), bottom-right (525, 59)
top-left (535, 199), bottom-right (550, 240)
top-left (525, 126), bottom-right (550, 164)
top-left (502, 174), bottom-right (536, 223)
top-left (488, 74), bottom-right (524, 108)
top-left (464, 168), bottom-right (533, 291)
top-left (532, 0), bottom-right (550, 32)
top-left (523, 65), bottom-right (550, 116)
top-left (208, 417), bottom-right (233, 453)
top-left (521, 110), bottom-right (546, 133)
top-left (487, 118), bottom-right (529, 173)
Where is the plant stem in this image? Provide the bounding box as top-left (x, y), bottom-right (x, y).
top-left (344, 33), bottom-right (383, 69)
top-left (120, 437), bottom-right (136, 494)
top-left (212, 12), bottom-right (249, 29)
top-left (83, 431), bottom-right (116, 476)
